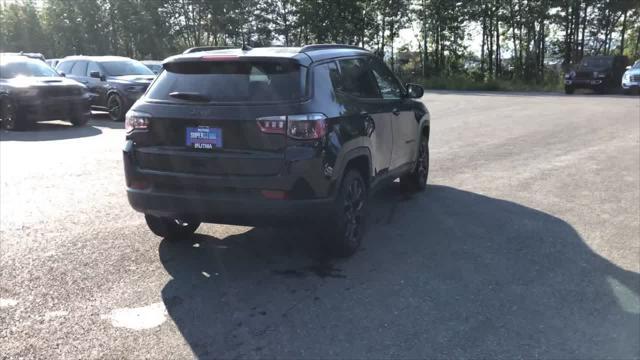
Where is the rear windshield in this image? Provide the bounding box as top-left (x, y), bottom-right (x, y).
top-left (101, 60), bottom-right (154, 76)
top-left (146, 60), bottom-right (307, 103)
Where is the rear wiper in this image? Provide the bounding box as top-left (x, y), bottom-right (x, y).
top-left (169, 92), bottom-right (210, 102)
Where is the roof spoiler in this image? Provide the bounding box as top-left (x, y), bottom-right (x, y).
top-left (182, 46), bottom-right (235, 54)
top-left (299, 44), bottom-right (367, 53)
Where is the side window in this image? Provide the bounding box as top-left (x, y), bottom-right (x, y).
top-left (57, 61), bottom-right (74, 74)
top-left (70, 61), bottom-right (87, 76)
top-left (314, 61), bottom-right (340, 99)
top-left (86, 62), bottom-right (101, 76)
top-left (370, 60), bottom-right (403, 99)
top-left (336, 58), bottom-right (381, 99)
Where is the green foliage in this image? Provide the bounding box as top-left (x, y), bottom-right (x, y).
top-left (0, 0), bottom-right (49, 54)
top-left (419, 73), bottom-right (564, 92)
top-left (0, 0), bottom-right (637, 91)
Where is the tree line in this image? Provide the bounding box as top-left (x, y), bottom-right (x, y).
top-left (1, 0), bottom-right (638, 84)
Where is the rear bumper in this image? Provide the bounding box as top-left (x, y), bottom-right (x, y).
top-left (127, 188), bottom-right (333, 226)
top-left (123, 140), bottom-right (336, 226)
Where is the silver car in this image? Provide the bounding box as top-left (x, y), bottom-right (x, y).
top-left (621, 60), bottom-right (640, 94)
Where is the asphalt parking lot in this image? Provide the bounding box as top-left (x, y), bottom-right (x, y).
top-left (1, 92), bottom-right (639, 359)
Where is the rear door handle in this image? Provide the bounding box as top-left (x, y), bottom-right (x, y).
top-left (392, 108), bottom-right (400, 116)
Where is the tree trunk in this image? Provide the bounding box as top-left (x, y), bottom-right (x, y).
top-left (390, 21), bottom-right (395, 71)
top-left (635, 27), bottom-right (640, 57)
top-left (380, 16), bottom-right (386, 57)
top-left (580, 3), bottom-right (588, 59)
top-left (495, 8), bottom-right (500, 77)
top-left (619, 10), bottom-right (628, 55)
top-left (509, 0), bottom-right (519, 78)
top-left (563, 2), bottom-right (571, 64)
top-left (422, 4), bottom-right (428, 78)
top-left (481, 10), bottom-right (486, 76)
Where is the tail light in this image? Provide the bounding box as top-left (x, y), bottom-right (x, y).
top-left (257, 113), bottom-right (327, 140)
top-left (125, 111), bottom-right (150, 133)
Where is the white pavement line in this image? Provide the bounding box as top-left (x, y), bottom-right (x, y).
top-left (0, 298), bottom-right (18, 308)
top-left (100, 302), bottom-right (168, 330)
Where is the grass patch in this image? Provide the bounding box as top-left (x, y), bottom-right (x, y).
top-left (417, 75), bottom-right (563, 92)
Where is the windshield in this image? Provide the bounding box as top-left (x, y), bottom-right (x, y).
top-left (147, 60), bottom-right (306, 103)
top-left (0, 60), bottom-right (59, 79)
top-left (579, 57), bottom-right (613, 68)
top-left (633, 61), bottom-right (640, 69)
top-left (100, 60), bottom-right (154, 76)
top-left (145, 64), bottom-right (163, 73)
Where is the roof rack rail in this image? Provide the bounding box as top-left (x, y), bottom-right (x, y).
top-left (300, 44), bottom-right (367, 53)
top-left (299, 44), bottom-right (367, 53)
top-left (182, 46), bottom-right (235, 54)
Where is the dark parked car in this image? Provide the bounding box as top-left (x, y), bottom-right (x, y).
top-left (564, 55), bottom-right (629, 94)
top-left (0, 54), bottom-right (91, 130)
top-left (56, 56), bottom-right (155, 121)
top-left (141, 60), bottom-right (162, 75)
top-left (123, 45), bottom-right (430, 257)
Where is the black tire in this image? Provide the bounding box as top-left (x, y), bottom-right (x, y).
top-left (564, 86), bottom-right (574, 94)
top-left (144, 214), bottom-right (200, 240)
top-left (70, 113), bottom-right (90, 127)
top-left (0, 97), bottom-right (27, 131)
top-left (107, 94), bottom-right (125, 122)
top-left (400, 135), bottom-right (429, 192)
top-left (325, 169), bottom-right (368, 258)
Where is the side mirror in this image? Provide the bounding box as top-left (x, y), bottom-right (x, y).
top-left (59, 72), bottom-right (66, 77)
top-left (626, 66), bottom-right (632, 70)
top-left (90, 71), bottom-right (105, 81)
top-left (405, 83), bottom-right (424, 99)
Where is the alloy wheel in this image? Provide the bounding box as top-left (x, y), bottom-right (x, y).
top-left (108, 96), bottom-right (121, 121)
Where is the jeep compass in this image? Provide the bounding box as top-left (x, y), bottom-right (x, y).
top-left (123, 45), bottom-right (430, 256)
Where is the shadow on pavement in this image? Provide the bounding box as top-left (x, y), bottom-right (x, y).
top-left (89, 112), bottom-right (124, 129)
top-left (159, 185), bottom-right (639, 359)
top-left (0, 121), bottom-right (102, 141)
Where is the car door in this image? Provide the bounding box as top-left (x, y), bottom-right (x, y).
top-left (86, 61), bottom-right (107, 107)
top-left (336, 57), bottom-right (393, 177)
top-left (369, 59), bottom-right (418, 171)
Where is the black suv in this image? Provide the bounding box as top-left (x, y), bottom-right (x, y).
top-left (123, 45), bottom-right (430, 256)
top-left (0, 54), bottom-right (91, 130)
top-left (564, 55), bottom-right (629, 94)
top-left (57, 56), bottom-right (155, 121)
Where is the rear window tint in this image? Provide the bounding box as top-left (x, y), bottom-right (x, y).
top-left (147, 60), bottom-right (307, 103)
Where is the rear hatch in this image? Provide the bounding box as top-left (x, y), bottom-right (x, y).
top-left (133, 56), bottom-right (308, 177)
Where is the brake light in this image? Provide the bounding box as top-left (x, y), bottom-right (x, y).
top-left (256, 114), bottom-right (327, 140)
top-left (260, 190), bottom-right (287, 200)
top-left (200, 55), bottom-right (239, 61)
